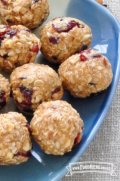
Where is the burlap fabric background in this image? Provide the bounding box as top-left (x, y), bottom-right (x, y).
top-left (61, 0), bottom-right (120, 180)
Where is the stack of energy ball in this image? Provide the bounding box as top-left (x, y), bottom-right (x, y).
top-left (0, 0), bottom-right (113, 165)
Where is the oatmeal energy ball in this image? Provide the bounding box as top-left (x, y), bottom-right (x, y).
top-left (0, 74), bottom-right (10, 110)
top-left (10, 63), bottom-right (63, 114)
top-left (40, 17), bottom-right (92, 63)
top-left (0, 112), bottom-right (32, 165)
top-left (0, 25), bottom-right (41, 72)
top-left (0, 0), bottom-right (50, 29)
top-left (58, 49), bottom-right (113, 98)
top-left (30, 100), bottom-right (84, 155)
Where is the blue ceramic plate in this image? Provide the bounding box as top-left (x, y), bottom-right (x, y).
top-left (1, 0), bottom-right (120, 181)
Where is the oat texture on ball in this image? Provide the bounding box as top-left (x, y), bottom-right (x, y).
top-left (10, 63), bottom-right (63, 114)
top-left (30, 100), bottom-right (84, 155)
top-left (0, 112), bottom-right (32, 165)
top-left (0, 0), bottom-right (50, 29)
top-left (58, 49), bottom-right (113, 98)
top-left (0, 74), bottom-right (10, 110)
top-left (0, 25), bottom-right (41, 72)
top-left (40, 17), bottom-right (92, 63)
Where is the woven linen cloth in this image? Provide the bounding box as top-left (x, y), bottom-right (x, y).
top-left (61, 1), bottom-right (120, 181)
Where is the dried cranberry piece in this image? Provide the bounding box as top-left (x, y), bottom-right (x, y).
top-left (81, 127), bottom-right (84, 131)
top-left (49, 36), bottom-right (60, 44)
top-left (103, 58), bottom-right (107, 66)
top-left (81, 49), bottom-right (91, 54)
top-left (0, 92), bottom-right (5, 98)
top-left (80, 54), bottom-right (87, 61)
top-left (0, 91), bottom-right (6, 109)
top-left (53, 20), bottom-right (83, 33)
top-left (0, 26), bottom-right (18, 46)
top-left (67, 21), bottom-right (82, 30)
top-left (19, 86), bottom-right (33, 99)
top-left (17, 86), bottom-right (33, 111)
top-left (1, 0), bottom-right (7, 6)
top-left (0, 39), bottom-right (2, 46)
top-left (16, 100), bottom-right (31, 111)
top-left (0, 35), bottom-right (6, 41)
top-left (6, 29), bottom-right (18, 37)
top-left (15, 151), bottom-right (31, 157)
top-left (31, 44), bottom-right (39, 53)
top-left (74, 133), bottom-right (81, 146)
top-left (0, 26), bottom-right (10, 36)
top-left (26, 124), bottom-right (31, 134)
top-left (92, 55), bottom-right (102, 58)
top-left (52, 87), bottom-right (61, 95)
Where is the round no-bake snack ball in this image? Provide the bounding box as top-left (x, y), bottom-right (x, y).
top-left (58, 49), bottom-right (113, 98)
top-left (0, 74), bottom-right (10, 110)
top-left (0, 25), bottom-right (41, 72)
top-left (40, 17), bottom-right (92, 63)
top-left (0, 112), bottom-right (32, 165)
top-left (0, 0), bottom-right (50, 29)
top-left (30, 100), bottom-right (84, 155)
top-left (10, 63), bottom-right (63, 114)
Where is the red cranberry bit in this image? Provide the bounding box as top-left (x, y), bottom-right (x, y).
top-left (67, 21), bottom-right (83, 30)
top-left (81, 49), bottom-right (91, 54)
top-left (15, 151), bottom-right (31, 157)
top-left (18, 86), bottom-right (33, 111)
top-left (0, 39), bottom-right (2, 46)
top-left (16, 100), bottom-right (32, 112)
top-left (49, 36), bottom-right (60, 44)
top-left (80, 54), bottom-right (87, 61)
top-left (0, 26), bottom-right (18, 46)
top-left (1, 0), bottom-right (7, 6)
top-left (92, 54), bottom-right (102, 58)
top-left (103, 58), bottom-right (107, 66)
top-left (26, 124), bottom-right (31, 134)
top-left (74, 133), bottom-right (81, 146)
top-left (53, 20), bottom-right (82, 33)
top-left (0, 91), bottom-right (6, 109)
top-left (52, 87), bottom-right (61, 95)
top-left (19, 86), bottom-right (33, 100)
top-left (6, 29), bottom-right (18, 37)
top-left (31, 44), bottom-right (39, 53)
top-left (0, 25), bottom-right (10, 37)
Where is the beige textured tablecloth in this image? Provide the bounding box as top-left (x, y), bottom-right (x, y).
top-left (61, 1), bottom-right (120, 180)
